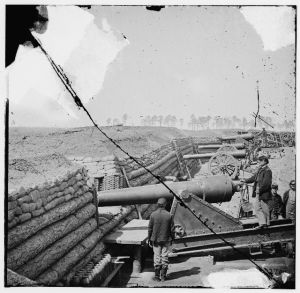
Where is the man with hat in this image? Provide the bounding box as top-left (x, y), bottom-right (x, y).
top-left (241, 155), bottom-right (272, 228)
top-left (269, 183), bottom-right (283, 220)
top-left (282, 180), bottom-right (296, 222)
top-left (148, 197), bottom-right (174, 281)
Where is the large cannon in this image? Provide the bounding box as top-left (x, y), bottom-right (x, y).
top-left (98, 175), bottom-right (295, 260)
top-left (220, 133), bottom-right (254, 142)
top-left (198, 143), bottom-right (245, 154)
top-left (183, 149), bottom-right (246, 160)
top-left (98, 175), bottom-right (238, 206)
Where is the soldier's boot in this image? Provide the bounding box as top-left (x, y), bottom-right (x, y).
top-left (153, 266), bottom-right (161, 281)
top-left (160, 266), bottom-right (168, 282)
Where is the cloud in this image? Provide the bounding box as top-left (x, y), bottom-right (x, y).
top-left (240, 6), bottom-right (295, 51)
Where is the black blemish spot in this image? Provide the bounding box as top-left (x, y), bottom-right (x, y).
top-left (78, 5), bottom-right (91, 10)
top-left (146, 6), bottom-right (165, 12)
top-left (6, 5), bottom-right (48, 66)
top-left (122, 33), bottom-right (127, 40)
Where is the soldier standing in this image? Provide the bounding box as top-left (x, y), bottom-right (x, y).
top-left (241, 155), bottom-right (272, 228)
top-left (269, 183), bottom-right (283, 220)
top-left (148, 197), bottom-right (174, 281)
top-left (283, 180), bottom-right (296, 223)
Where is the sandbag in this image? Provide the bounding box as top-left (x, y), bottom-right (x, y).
top-left (8, 192), bottom-right (93, 250)
top-left (36, 227), bottom-right (104, 285)
top-left (17, 218), bottom-right (97, 280)
top-left (7, 203), bottom-right (96, 270)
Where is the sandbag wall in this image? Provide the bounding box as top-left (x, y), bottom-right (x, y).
top-left (67, 155), bottom-right (121, 178)
top-left (6, 167), bottom-right (107, 286)
top-left (119, 137), bottom-right (199, 186)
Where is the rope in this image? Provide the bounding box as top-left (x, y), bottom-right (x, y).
top-left (32, 34), bottom-right (280, 285)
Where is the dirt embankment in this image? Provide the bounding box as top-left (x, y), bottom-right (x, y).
top-left (269, 147), bottom-right (296, 196)
top-left (9, 126), bottom-right (187, 160)
top-left (9, 126), bottom-right (294, 193)
top-left (9, 126), bottom-right (200, 190)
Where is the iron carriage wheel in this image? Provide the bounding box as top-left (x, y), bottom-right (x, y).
top-left (208, 152), bottom-right (239, 179)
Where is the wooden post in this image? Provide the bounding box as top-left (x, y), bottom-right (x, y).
top-left (92, 186), bottom-right (100, 227)
top-left (132, 246), bottom-right (142, 274)
top-left (121, 167), bottom-right (142, 220)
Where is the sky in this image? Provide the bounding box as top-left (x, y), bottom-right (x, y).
top-left (7, 5), bottom-right (296, 128)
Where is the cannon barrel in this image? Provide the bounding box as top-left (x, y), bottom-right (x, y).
top-left (220, 133), bottom-right (254, 141)
top-left (183, 149), bottom-right (246, 160)
top-left (198, 143), bottom-right (245, 150)
top-left (98, 176), bottom-right (238, 206)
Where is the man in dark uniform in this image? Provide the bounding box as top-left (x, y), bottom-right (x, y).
top-left (269, 183), bottom-right (283, 220)
top-left (282, 180), bottom-right (296, 222)
top-left (241, 155), bottom-right (272, 228)
top-left (148, 197), bottom-right (174, 281)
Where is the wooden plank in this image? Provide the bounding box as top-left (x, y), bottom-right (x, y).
top-left (100, 261), bottom-right (124, 287)
top-left (122, 219), bottom-right (149, 230)
top-left (104, 228), bottom-right (148, 245)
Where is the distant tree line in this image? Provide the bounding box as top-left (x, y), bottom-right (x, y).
top-left (105, 113), bottom-right (295, 131)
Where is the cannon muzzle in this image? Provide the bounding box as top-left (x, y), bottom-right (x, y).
top-left (98, 175), bottom-right (238, 206)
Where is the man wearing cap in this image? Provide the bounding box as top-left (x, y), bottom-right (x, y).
top-left (269, 183), bottom-right (283, 220)
top-left (148, 197), bottom-right (174, 281)
top-left (282, 180), bottom-right (296, 222)
top-left (241, 155), bottom-right (272, 228)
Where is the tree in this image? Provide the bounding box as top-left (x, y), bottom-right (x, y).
top-left (158, 115), bottom-right (164, 127)
top-left (242, 117), bottom-right (247, 129)
top-left (122, 113), bottom-right (128, 126)
top-left (151, 115), bottom-right (158, 126)
top-left (106, 118), bottom-right (111, 126)
top-left (197, 116), bottom-right (207, 130)
top-left (206, 116), bottom-right (212, 129)
top-left (179, 118), bottom-right (184, 128)
top-left (197, 117), bottom-right (203, 130)
top-left (112, 118), bottom-right (120, 126)
top-left (164, 115), bottom-right (172, 127)
top-left (235, 117), bottom-right (242, 128)
top-left (214, 116), bottom-right (223, 129)
top-left (145, 115), bottom-right (151, 126)
top-left (170, 115), bottom-right (177, 127)
top-left (232, 116), bottom-right (238, 128)
top-left (190, 114), bottom-right (197, 130)
top-left (224, 117), bottom-right (232, 129)
top-left (141, 118), bottom-right (146, 126)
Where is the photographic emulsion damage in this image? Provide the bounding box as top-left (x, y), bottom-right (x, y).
top-left (4, 3), bottom-right (297, 289)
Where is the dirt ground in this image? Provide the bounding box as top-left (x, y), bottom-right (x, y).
top-left (9, 126), bottom-right (239, 160)
top-left (8, 126), bottom-right (240, 190)
top-left (120, 256), bottom-right (294, 288)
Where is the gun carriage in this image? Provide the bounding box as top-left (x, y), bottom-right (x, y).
top-left (98, 176), bottom-right (295, 261)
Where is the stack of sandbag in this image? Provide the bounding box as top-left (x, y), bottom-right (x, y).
top-left (7, 167), bottom-right (105, 286)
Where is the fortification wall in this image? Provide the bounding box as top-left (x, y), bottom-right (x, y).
top-left (7, 136), bottom-right (200, 286)
top-left (120, 137), bottom-right (199, 186)
top-left (7, 167), bottom-right (106, 286)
